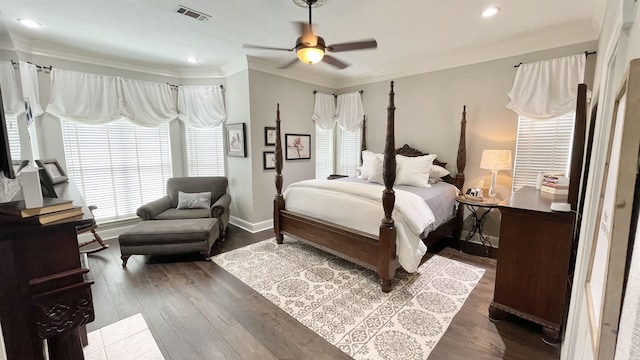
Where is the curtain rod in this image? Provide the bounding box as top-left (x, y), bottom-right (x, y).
top-left (9, 60), bottom-right (225, 90)
top-left (313, 89), bottom-right (364, 96)
top-left (513, 51), bottom-right (596, 68)
top-left (11, 59), bottom-right (52, 72)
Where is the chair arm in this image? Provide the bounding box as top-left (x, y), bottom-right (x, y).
top-left (210, 193), bottom-right (231, 218)
top-left (136, 196), bottom-right (172, 220)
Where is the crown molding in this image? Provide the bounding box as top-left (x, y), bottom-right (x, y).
top-left (10, 33), bottom-right (228, 79)
top-left (245, 56), bottom-right (341, 89)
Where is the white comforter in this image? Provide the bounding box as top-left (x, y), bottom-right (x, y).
top-left (284, 179), bottom-right (436, 272)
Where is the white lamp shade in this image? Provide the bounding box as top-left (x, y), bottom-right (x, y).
top-left (480, 150), bottom-right (513, 171)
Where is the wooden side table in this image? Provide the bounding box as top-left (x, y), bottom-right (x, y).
top-left (455, 196), bottom-right (500, 257)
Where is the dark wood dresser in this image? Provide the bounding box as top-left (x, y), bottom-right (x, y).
top-left (0, 190), bottom-right (96, 359)
top-left (489, 186), bottom-right (576, 345)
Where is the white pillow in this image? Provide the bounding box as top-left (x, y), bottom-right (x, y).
top-left (429, 164), bottom-right (450, 179)
top-left (176, 191), bottom-right (212, 209)
top-left (359, 150), bottom-right (382, 179)
top-left (367, 155), bottom-right (385, 184)
top-left (396, 154), bottom-right (436, 187)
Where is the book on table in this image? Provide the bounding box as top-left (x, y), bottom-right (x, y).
top-left (34, 206), bottom-right (84, 225)
top-left (0, 197), bottom-right (74, 218)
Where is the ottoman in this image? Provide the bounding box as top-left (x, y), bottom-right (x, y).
top-left (119, 218), bottom-right (219, 267)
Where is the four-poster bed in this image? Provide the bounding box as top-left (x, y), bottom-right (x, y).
top-left (273, 81), bottom-right (467, 292)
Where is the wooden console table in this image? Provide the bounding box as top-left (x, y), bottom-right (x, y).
top-left (0, 198), bottom-right (95, 359)
top-left (488, 186), bottom-right (576, 345)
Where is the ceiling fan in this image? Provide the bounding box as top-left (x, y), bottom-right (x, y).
top-left (243, 0), bottom-right (377, 69)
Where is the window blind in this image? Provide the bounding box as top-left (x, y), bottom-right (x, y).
top-left (315, 126), bottom-right (334, 179)
top-left (61, 119), bottom-right (173, 222)
top-left (186, 124), bottom-right (225, 176)
top-left (6, 116), bottom-right (20, 161)
top-left (512, 112), bottom-right (575, 192)
top-left (337, 127), bottom-right (361, 176)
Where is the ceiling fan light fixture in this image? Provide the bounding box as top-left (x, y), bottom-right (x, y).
top-left (297, 46), bottom-right (324, 64)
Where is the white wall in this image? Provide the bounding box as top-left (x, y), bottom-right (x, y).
top-left (563, 1), bottom-right (640, 359)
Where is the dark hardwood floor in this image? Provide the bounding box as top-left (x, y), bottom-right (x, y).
top-left (86, 225), bottom-right (560, 359)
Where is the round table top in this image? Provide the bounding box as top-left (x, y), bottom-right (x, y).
top-left (455, 195), bottom-right (501, 207)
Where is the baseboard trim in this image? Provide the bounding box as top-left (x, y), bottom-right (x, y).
top-left (229, 216), bottom-right (273, 233)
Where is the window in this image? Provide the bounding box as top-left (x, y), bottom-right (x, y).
top-left (6, 116), bottom-right (20, 161)
top-left (315, 126), bottom-right (334, 179)
top-left (337, 128), bottom-right (361, 176)
top-left (61, 119), bottom-right (173, 222)
top-left (185, 124), bottom-right (225, 176)
top-left (512, 112), bottom-right (575, 191)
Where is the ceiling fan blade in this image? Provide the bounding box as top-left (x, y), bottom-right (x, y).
top-left (243, 44), bottom-right (294, 52)
top-left (326, 39), bottom-right (377, 52)
top-left (322, 54), bottom-right (350, 69)
top-left (278, 58), bottom-right (300, 69)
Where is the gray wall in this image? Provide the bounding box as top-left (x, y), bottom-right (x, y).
top-left (247, 69), bottom-right (333, 224)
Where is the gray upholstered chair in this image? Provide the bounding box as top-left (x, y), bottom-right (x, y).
top-left (136, 177), bottom-right (231, 240)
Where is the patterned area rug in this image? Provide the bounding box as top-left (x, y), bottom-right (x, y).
top-left (212, 238), bottom-right (484, 360)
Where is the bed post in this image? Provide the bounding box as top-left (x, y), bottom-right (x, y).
top-left (378, 81), bottom-right (397, 293)
top-left (456, 106), bottom-right (467, 190)
top-left (454, 106), bottom-right (467, 240)
top-left (274, 104), bottom-right (285, 244)
top-left (360, 116), bottom-right (367, 165)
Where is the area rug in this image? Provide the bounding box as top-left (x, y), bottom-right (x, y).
top-left (212, 237), bottom-right (484, 360)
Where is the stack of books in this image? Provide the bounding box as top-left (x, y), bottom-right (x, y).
top-left (540, 174), bottom-right (570, 195)
top-left (0, 197), bottom-right (83, 224)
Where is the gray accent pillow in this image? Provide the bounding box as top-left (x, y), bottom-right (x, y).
top-left (176, 191), bottom-right (211, 210)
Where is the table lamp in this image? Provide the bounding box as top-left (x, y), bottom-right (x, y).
top-left (480, 149), bottom-right (512, 199)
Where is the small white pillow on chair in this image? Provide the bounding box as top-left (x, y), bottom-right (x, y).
top-left (396, 154), bottom-right (436, 187)
top-left (176, 191), bottom-right (212, 209)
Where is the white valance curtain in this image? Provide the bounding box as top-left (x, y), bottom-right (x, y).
top-left (178, 85), bottom-right (226, 128)
top-left (120, 78), bottom-right (177, 127)
top-left (506, 53), bottom-right (585, 119)
top-left (0, 61), bottom-right (23, 120)
top-left (19, 61), bottom-right (44, 117)
top-left (47, 69), bottom-right (123, 124)
top-left (312, 92), bottom-right (336, 130)
top-left (336, 92), bottom-right (364, 132)
top-left (45, 69), bottom-right (233, 128)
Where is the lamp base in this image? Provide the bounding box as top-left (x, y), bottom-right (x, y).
top-left (488, 169), bottom-right (498, 199)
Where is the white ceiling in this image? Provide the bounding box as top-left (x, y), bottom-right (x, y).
top-left (0, 0), bottom-right (604, 87)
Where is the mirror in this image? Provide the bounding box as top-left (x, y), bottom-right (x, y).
top-left (0, 13), bottom-right (25, 201)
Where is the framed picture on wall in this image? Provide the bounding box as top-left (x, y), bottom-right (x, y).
top-left (226, 123), bottom-right (247, 157)
top-left (265, 126), bottom-right (276, 146)
top-left (285, 134), bottom-right (311, 160)
top-left (263, 151), bottom-right (276, 170)
top-left (35, 159), bottom-right (68, 184)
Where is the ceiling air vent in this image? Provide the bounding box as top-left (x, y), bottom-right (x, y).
top-left (174, 5), bottom-right (211, 22)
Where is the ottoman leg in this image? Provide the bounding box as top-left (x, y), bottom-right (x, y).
top-left (200, 251), bottom-right (211, 261)
top-left (121, 254), bottom-right (131, 268)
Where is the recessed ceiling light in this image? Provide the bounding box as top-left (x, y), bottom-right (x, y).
top-left (482, 7), bottom-right (500, 17)
top-left (185, 57), bottom-right (199, 63)
top-left (18, 18), bottom-right (41, 28)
